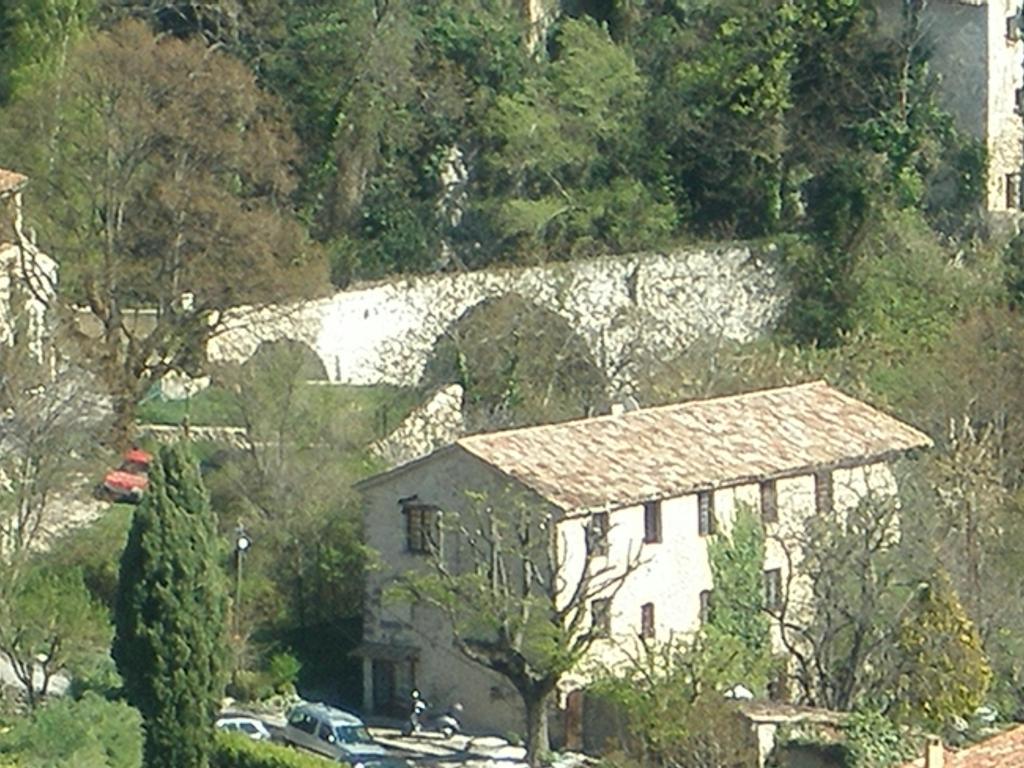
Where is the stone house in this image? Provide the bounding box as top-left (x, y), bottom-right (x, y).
top-left (878, 0), bottom-right (1024, 215)
top-left (901, 725), bottom-right (1024, 768)
top-left (355, 381), bottom-right (931, 739)
top-left (0, 168), bottom-right (57, 362)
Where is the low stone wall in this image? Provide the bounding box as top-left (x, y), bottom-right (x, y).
top-left (208, 244), bottom-right (786, 391)
top-left (140, 423), bottom-right (249, 449)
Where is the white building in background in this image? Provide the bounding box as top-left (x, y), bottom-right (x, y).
top-left (355, 381), bottom-right (931, 744)
top-left (0, 168), bottom-right (57, 362)
top-left (877, 0), bottom-right (1024, 214)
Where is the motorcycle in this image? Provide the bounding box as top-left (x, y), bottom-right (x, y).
top-left (402, 693), bottom-right (462, 739)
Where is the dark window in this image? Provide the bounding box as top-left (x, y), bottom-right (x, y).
top-left (591, 598), bottom-right (611, 637)
top-left (590, 511), bottom-right (609, 555)
top-left (289, 713), bottom-right (316, 735)
top-left (699, 589), bottom-right (713, 624)
top-left (698, 490), bottom-right (715, 536)
top-left (1008, 173), bottom-right (1023, 209)
top-left (1009, 13), bottom-right (1022, 41)
top-left (761, 480), bottom-right (778, 523)
top-left (764, 568), bottom-right (783, 611)
top-left (640, 602), bottom-right (655, 639)
top-left (643, 500), bottom-right (662, 543)
top-left (1016, 87), bottom-right (1024, 115)
top-left (404, 503), bottom-right (441, 554)
top-left (814, 472), bottom-right (833, 515)
top-left (318, 723), bottom-right (335, 743)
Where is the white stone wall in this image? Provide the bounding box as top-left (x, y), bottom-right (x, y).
top-left (0, 241), bottom-right (57, 363)
top-left (209, 245), bottom-right (784, 392)
top-left (370, 384), bottom-right (466, 467)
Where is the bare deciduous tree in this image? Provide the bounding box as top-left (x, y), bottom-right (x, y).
top-left (395, 489), bottom-right (644, 766)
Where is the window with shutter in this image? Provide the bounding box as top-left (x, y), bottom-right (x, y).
top-left (403, 504), bottom-right (441, 554)
top-left (814, 471), bottom-right (833, 515)
top-left (643, 500), bottom-right (662, 543)
top-left (591, 598), bottom-right (611, 637)
top-left (761, 479), bottom-right (778, 523)
top-left (640, 602), bottom-right (655, 639)
top-left (764, 568), bottom-right (783, 611)
top-left (698, 491), bottom-right (715, 536)
top-left (590, 512), bottom-right (610, 555)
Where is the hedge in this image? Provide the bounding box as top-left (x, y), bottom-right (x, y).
top-left (211, 732), bottom-right (345, 768)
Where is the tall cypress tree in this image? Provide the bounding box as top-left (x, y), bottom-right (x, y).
top-left (113, 443), bottom-right (227, 768)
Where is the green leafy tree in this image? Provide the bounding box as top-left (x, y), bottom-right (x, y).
top-left (207, 342), bottom-right (374, 635)
top-left (0, 691), bottom-right (142, 768)
top-left (639, 0), bottom-right (798, 237)
top-left (113, 442), bottom-right (228, 768)
top-left (258, 1), bottom-right (423, 259)
top-left (256, 1), bottom-right (530, 281)
top-left (705, 504), bottom-right (775, 692)
top-left (0, 567), bottom-right (112, 708)
top-left (478, 16), bottom-right (675, 261)
top-left (891, 571), bottom-right (991, 729)
top-left (590, 634), bottom-right (761, 766)
top-left (0, 0), bottom-right (95, 103)
top-left (842, 707), bottom-right (915, 768)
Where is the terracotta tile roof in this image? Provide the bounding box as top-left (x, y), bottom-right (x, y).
top-left (0, 168), bottom-right (27, 195)
top-left (902, 726), bottom-right (1024, 768)
top-left (454, 381), bottom-right (931, 511)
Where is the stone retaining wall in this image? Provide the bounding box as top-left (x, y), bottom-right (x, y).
top-left (208, 244), bottom-right (786, 392)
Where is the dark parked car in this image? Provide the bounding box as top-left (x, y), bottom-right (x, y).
top-left (281, 702), bottom-right (403, 765)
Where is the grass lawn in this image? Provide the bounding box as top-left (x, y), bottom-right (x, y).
top-left (137, 386), bottom-right (245, 426)
top-left (137, 382), bottom-right (420, 439)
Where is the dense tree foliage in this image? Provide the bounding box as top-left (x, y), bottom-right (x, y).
top-left (113, 443), bottom-right (228, 768)
top-left (0, 692), bottom-right (142, 768)
top-left (891, 571), bottom-right (991, 728)
top-left (0, 20), bottom-right (326, 440)
top-left (705, 506), bottom-right (775, 692)
top-left (205, 342), bottom-right (374, 684)
top-left (2, 0), bottom-right (980, 292)
top-left (0, 566), bottom-right (111, 708)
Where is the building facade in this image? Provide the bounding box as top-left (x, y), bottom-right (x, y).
top-left (0, 168), bottom-right (57, 362)
top-left (877, 0), bottom-right (1024, 214)
top-left (356, 382), bottom-right (931, 738)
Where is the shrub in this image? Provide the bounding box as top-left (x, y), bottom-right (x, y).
top-left (0, 692), bottom-right (142, 768)
top-left (267, 653), bottom-right (302, 695)
top-left (211, 732), bottom-right (340, 768)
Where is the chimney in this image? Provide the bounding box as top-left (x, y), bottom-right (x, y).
top-left (925, 736), bottom-right (944, 768)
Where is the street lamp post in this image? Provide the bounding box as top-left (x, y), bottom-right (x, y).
top-left (233, 521), bottom-right (251, 638)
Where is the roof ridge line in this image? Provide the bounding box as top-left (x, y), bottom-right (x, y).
top-left (457, 379), bottom-right (828, 447)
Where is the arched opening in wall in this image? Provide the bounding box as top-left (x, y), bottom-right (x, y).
top-left (243, 339), bottom-right (329, 381)
top-left (420, 293), bottom-right (609, 432)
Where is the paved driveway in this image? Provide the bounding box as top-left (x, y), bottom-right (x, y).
top-left (372, 728), bottom-right (528, 768)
